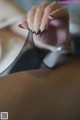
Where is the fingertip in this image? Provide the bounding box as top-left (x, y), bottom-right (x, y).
top-left (49, 15), bottom-right (54, 20)
top-left (49, 7), bottom-right (69, 19)
top-left (18, 21), bottom-right (28, 29)
top-left (18, 24), bottom-right (24, 29)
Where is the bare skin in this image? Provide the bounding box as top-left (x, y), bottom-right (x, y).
top-left (0, 0), bottom-right (27, 39)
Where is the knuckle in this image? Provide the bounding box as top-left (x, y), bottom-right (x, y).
top-left (28, 5), bottom-right (37, 15)
top-left (31, 5), bottom-right (37, 10)
top-left (36, 7), bottom-right (41, 12)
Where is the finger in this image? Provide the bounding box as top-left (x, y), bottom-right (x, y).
top-left (33, 1), bottom-right (49, 34)
top-left (40, 2), bottom-right (60, 32)
top-left (18, 21), bottom-right (28, 29)
top-left (49, 7), bottom-right (69, 19)
top-left (27, 6), bottom-right (37, 31)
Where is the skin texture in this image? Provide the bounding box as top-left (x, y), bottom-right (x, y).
top-left (19, 1), bottom-right (69, 50)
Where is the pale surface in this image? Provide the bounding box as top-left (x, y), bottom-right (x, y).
top-left (0, 58), bottom-right (80, 120)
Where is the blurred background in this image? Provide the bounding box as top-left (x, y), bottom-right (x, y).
top-left (0, 0), bottom-right (80, 76)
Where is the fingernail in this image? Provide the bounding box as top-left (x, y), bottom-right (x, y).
top-left (18, 21), bottom-right (28, 29)
top-left (40, 23), bottom-right (47, 32)
top-left (18, 24), bottom-right (25, 29)
top-left (29, 23), bottom-right (33, 32)
top-left (49, 16), bottom-right (54, 20)
top-left (33, 30), bottom-right (40, 35)
top-left (34, 25), bottom-right (39, 34)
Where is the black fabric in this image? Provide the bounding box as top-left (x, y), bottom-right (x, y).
top-left (10, 47), bottom-right (48, 73)
top-left (10, 34), bottom-right (80, 74)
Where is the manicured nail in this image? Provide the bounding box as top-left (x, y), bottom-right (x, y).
top-left (18, 24), bottom-right (25, 29)
top-left (18, 21), bottom-right (28, 29)
top-left (49, 16), bottom-right (54, 20)
top-left (40, 23), bottom-right (47, 32)
top-left (34, 25), bottom-right (39, 34)
top-left (33, 30), bottom-right (40, 35)
top-left (29, 23), bottom-right (33, 32)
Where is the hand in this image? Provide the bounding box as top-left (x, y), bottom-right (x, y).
top-left (19, 1), bottom-right (69, 50)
